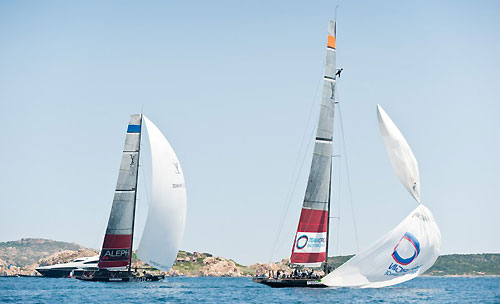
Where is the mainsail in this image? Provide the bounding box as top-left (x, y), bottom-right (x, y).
top-left (290, 20), bottom-right (337, 268)
top-left (98, 114), bottom-right (142, 269)
top-left (98, 114), bottom-right (186, 272)
top-left (137, 117), bottom-right (187, 271)
top-left (322, 106), bottom-right (441, 288)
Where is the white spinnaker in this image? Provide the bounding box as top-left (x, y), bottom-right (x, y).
top-left (377, 105), bottom-right (421, 202)
top-left (137, 116), bottom-right (187, 271)
top-left (322, 204), bottom-right (441, 288)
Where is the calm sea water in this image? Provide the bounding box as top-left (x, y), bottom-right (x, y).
top-left (0, 276), bottom-right (498, 303)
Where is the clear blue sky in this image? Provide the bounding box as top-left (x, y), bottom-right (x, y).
top-left (1, 1), bottom-right (499, 265)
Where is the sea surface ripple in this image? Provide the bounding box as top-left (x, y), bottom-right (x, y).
top-left (0, 276), bottom-right (499, 303)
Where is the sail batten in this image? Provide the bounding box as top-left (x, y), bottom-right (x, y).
top-left (290, 20), bottom-right (336, 268)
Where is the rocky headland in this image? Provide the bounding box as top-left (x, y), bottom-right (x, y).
top-left (1, 239), bottom-right (499, 277)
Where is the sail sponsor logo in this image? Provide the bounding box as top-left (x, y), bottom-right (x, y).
top-left (384, 263), bottom-right (422, 276)
top-left (392, 232), bottom-right (420, 265)
top-left (173, 162), bottom-right (180, 174)
top-left (296, 235), bottom-right (308, 249)
top-left (384, 232), bottom-right (422, 276)
top-left (100, 248), bottom-right (130, 261)
top-left (294, 232), bottom-right (327, 253)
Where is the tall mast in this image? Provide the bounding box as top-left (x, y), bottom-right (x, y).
top-left (128, 114), bottom-right (142, 272)
top-left (289, 20), bottom-right (337, 269)
top-left (324, 19), bottom-right (338, 275)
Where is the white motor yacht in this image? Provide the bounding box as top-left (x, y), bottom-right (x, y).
top-left (36, 256), bottom-right (99, 278)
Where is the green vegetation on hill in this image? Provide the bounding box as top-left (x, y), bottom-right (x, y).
top-left (170, 250), bottom-right (206, 274)
top-left (170, 250), bottom-right (254, 276)
top-left (424, 254), bottom-right (500, 276)
top-left (327, 255), bottom-right (354, 269)
top-left (1, 238), bottom-right (499, 276)
top-left (0, 238), bottom-right (83, 267)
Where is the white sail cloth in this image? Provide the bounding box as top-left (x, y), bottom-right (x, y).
top-left (377, 105), bottom-right (421, 202)
top-left (322, 204), bottom-right (441, 288)
top-left (137, 117), bottom-right (187, 271)
top-left (321, 105), bottom-right (441, 288)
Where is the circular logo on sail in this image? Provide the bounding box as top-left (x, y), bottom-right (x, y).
top-left (296, 235), bottom-right (309, 249)
top-left (392, 232), bottom-right (421, 265)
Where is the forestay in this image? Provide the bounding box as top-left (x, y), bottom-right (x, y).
top-left (377, 105), bottom-right (421, 202)
top-left (137, 117), bottom-right (187, 271)
top-left (321, 204), bottom-right (441, 288)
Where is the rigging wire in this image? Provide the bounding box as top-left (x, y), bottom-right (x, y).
top-left (333, 135), bottom-right (342, 256)
top-left (337, 102), bottom-right (360, 253)
top-left (268, 77), bottom-right (323, 263)
top-left (134, 141), bottom-right (153, 251)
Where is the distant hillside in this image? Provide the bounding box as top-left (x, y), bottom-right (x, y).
top-left (327, 254), bottom-right (500, 276)
top-left (0, 238), bottom-right (84, 267)
top-left (327, 255), bottom-right (354, 269)
top-left (425, 254), bottom-right (500, 276)
top-left (0, 239), bottom-right (254, 277)
top-left (1, 238), bottom-right (499, 276)
top-left (165, 250), bottom-right (254, 277)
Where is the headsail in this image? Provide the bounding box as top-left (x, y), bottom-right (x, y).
top-left (321, 204), bottom-right (441, 288)
top-left (290, 20), bottom-right (337, 268)
top-left (98, 114), bottom-right (142, 269)
top-left (377, 105), bottom-right (420, 202)
top-left (137, 117), bottom-right (187, 271)
top-left (322, 106), bottom-right (441, 288)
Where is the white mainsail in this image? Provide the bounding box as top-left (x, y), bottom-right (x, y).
top-left (377, 104), bottom-right (421, 203)
top-left (322, 105), bottom-right (441, 288)
top-left (137, 116), bottom-right (187, 271)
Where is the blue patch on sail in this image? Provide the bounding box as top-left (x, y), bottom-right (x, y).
top-left (127, 125), bottom-right (141, 133)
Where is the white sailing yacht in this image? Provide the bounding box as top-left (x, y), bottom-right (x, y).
top-left (254, 19), bottom-right (441, 288)
top-left (73, 114), bottom-right (187, 282)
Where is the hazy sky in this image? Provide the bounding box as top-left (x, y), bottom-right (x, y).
top-left (1, 1), bottom-right (499, 265)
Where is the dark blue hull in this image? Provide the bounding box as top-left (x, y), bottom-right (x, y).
top-left (252, 277), bottom-right (327, 288)
top-left (36, 268), bottom-right (75, 278)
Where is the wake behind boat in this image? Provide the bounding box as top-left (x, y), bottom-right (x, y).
top-left (254, 18), bottom-right (441, 289)
top-left (72, 114), bottom-right (187, 282)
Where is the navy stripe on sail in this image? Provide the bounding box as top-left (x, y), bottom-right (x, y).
top-left (127, 125), bottom-right (141, 133)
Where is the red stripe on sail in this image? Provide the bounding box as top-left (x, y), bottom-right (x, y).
top-left (101, 234), bottom-right (132, 248)
top-left (98, 234), bottom-right (132, 269)
top-left (291, 252), bottom-right (326, 264)
top-left (98, 260), bottom-right (129, 268)
top-left (290, 208), bottom-right (329, 265)
top-left (296, 209), bottom-right (328, 232)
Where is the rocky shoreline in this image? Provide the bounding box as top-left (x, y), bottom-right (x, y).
top-left (0, 245), bottom-right (300, 278)
top-left (2, 239), bottom-right (499, 277)
top-left (1, 248), bottom-right (99, 276)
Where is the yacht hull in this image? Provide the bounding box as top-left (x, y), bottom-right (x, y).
top-left (36, 267), bottom-right (75, 278)
top-left (252, 277), bottom-right (327, 288)
top-left (72, 269), bottom-right (164, 282)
